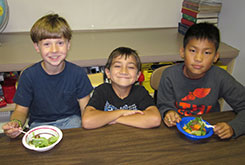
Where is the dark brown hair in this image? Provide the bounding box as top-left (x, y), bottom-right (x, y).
top-left (105, 47), bottom-right (142, 72)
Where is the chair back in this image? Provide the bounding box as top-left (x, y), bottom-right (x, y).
top-left (150, 65), bottom-right (172, 90)
top-left (150, 65), bottom-right (172, 104)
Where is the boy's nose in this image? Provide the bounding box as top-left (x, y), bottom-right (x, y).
top-left (50, 44), bottom-right (58, 52)
top-left (120, 66), bottom-right (128, 74)
top-left (194, 52), bottom-right (203, 62)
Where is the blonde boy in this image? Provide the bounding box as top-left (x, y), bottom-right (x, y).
top-left (3, 14), bottom-right (93, 138)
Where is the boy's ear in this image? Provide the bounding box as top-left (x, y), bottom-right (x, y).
top-left (33, 43), bottom-right (40, 53)
top-left (213, 51), bottom-right (220, 63)
top-left (136, 71), bottom-right (141, 80)
top-left (105, 68), bottom-right (111, 79)
top-left (67, 41), bottom-right (71, 50)
top-left (179, 47), bottom-right (185, 59)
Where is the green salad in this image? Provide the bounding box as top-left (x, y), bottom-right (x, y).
top-left (183, 117), bottom-right (206, 136)
top-left (28, 133), bottom-right (59, 148)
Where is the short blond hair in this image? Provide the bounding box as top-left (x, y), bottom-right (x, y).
top-left (30, 14), bottom-right (72, 43)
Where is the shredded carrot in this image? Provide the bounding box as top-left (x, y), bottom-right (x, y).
top-left (193, 124), bottom-right (201, 130)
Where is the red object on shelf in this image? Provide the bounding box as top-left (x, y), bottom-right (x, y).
top-left (2, 85), bottom-right (16, 104)
top-left (2, 75), bottom-right (17, 104)
top-left (138, 72), bottom-right (145, 85)
top-left (0, 96), bottom-right (7, 108)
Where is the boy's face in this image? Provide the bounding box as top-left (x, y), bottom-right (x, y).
top-left (105, 55), bottom-right (141, 88)
top-left (180, 38), bottom-right (219, 79)
top-left (34, 37), bottom-right (70, 67)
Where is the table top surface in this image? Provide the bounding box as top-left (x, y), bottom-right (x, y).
top-left (0, 28), bottom-right (239, 72)
top-left (0, 111), bottom-right (244, 165)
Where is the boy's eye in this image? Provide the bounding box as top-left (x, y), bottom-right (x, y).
top-left (114, 65), bottom-right (121, 68)
top-left (204, 51), bottom-right (212, 55)
top-left (128, 66), bottom-right (136, 69)
top-left (189, 49), bottom-right (196, 53)
top-left (57, 41), bottom-right (65, 45)
top-left (43, 42), bottom-right (50, 46)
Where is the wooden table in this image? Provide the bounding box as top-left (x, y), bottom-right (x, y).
top-left (0, 111), bottom-right (244, 165)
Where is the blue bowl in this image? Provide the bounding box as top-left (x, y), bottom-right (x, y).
top-left (176, 117), bottom-right (214, 141)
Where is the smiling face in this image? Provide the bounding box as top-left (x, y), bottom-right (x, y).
top-left (105, 55), bottom-right (140, 89)
top-left (34, 37), bottom-right (70, 71)
top-left (180, 38), bottom-right (220, 79)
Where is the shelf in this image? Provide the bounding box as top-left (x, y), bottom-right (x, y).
top-left (0, 28), bottom-right (240, 112)
top-left (0, 28), bottom-right (239, 73)
top-left (0, 103), bottom-right (15, 112)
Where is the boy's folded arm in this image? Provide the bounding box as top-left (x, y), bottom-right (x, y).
top-left (82, 106), bottom-right (128, 129)
top-left (78, 95), bottom-right (91, 115)
top-left (115, 106), bottom-right (161, 128)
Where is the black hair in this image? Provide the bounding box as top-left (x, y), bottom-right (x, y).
top-left (183, 23), bottom-right (220, 51)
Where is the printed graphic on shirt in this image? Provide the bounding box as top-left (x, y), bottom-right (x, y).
top-left (104, 101), bottom-right (137, 111)
top-left (181, 88), bottom-right (211, 101)
top-left (177, 88), bottom-right (212, 116)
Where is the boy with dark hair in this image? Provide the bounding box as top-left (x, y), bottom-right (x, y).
top-left (3, 14), bottom-right (93, 138)
top-left (157, 23), bottom-right (245, 139)
top-left (82, 47), bottom-right (161, 129)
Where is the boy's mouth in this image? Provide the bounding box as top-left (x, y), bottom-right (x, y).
top-left (48, 56), bottom-right (60, 60)
top-left (192, 65), bottom-right (202, 69)
top-left (117, 75), bottom-right (131, 79)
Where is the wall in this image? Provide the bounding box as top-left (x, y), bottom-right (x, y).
top-left (5, 0), bottom-right (182, 32)
top-left (218, 0), bottom-right (245, 110)
top-left (219, 0), bottom-right (245, 85)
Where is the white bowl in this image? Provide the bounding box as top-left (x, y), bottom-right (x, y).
top-left (22, 125), bottom-right (63, 152)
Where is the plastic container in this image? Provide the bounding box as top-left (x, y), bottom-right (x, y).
top-left (176, 117), bottom-right (214, 141)
top-left (2, 85), bottom-right (16, 103)
top-left (142, 70), bottom-right (154, 94)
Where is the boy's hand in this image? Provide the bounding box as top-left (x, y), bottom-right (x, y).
top-left (164, 110), bottom-right (181, 127)
top-left (2, 121), bottom-right (22, 138)
top-left (214, 122), bottom-right (234, 139)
